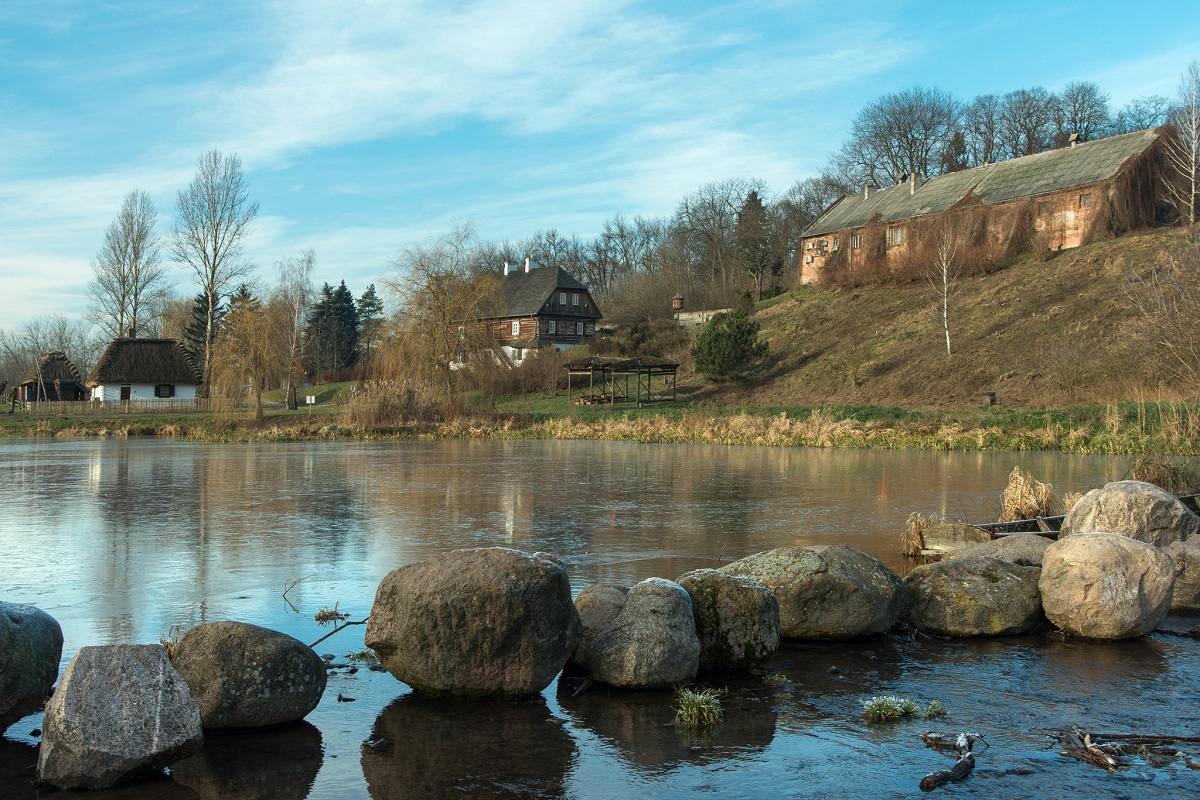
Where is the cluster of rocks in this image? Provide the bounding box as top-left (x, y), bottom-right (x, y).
top-left (0, 609), bottom-right (327, 790)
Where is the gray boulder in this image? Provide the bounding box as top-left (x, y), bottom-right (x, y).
top-left (1165, 538), bottom-right (1200, 612)
top-left (571, 584), bottom-right (628, 669)
top-left (586, 578), bottom-right (700, 689)
top-left (904, 556), bottom-right (1043, 637)
top-left (1, 602), bottom-right (63, 731)
top-left (720, 545), bottom-right (905, 640)
top-left (37, 644), bottom-right (203, 789)
top-left (677, 569), bottom-right (780, 671)
top-left (1040, 533), bottom-right (1175, 639)
top-left (1059, 480), bottom-right (1200, 547)
top-left (365, 547), bottom-right (580, 698)
top-left (919, 523), bottom-right (993, 554)
top-left (171, 621), bottom-right (327, 729)
top-left (942, 533), bottom-right (1052, 566)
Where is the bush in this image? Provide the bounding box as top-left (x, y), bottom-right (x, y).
top-left (690, 310), bottom-right (768, 382)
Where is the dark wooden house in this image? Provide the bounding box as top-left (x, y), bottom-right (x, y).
top-left (16, 352), bottom-right (89, 402)
top-left (479, 258), bottom-right (603, 365)
top-left (88, 339), bottom-right (202, 402)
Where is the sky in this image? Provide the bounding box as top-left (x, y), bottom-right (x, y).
top-left (1, 0), bottom-right (1198, 329)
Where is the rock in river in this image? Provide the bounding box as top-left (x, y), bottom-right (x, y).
top-left (0, 601), bottom-right (63, 731)
top-left (586, 577), bottom-right (700, 689)
top-left (1058, 480), bottom-right (1200, 547)
top-left (171, 621), bottom-right (327, 729)
top-left (571, 584), bottom-right (628, 670)
top-left (677, 569), bottom-right (779, 671)
top-left (904, 555), bottom-right (1043, 637)
top-left (366, 547), bottom-right (580, 698)
top-left (721, 545), bottom-right (905, 640)
top-left (37, 644), bottom-right (203, 789)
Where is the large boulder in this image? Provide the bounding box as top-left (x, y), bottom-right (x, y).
top-left (720, 545), bottom-right (905, 640)
top-left (1058, 480), bottom-right (1200, 547)
top-left (1165, 538), bottom-right (1200, 612)
top-left (942, 533), bottom-right (1052, 567)
top-left (171, 621), bottom-right (327, 729)
top-left (37, 644), bottom-right (203, 789)
top-left (677, 569), bottom-right (780, 671)
top-left (571, 584), bottom-right (628, 670)
top-left (904, 556), bottom-right (1043, 637)
top-left (365, 547), bottom-right (580, 698)
top-left (586, 578), bottom-right (699, 689)
top-left (1, 602), bottom-right (63, 731)
top-left (1040, 533), bottom-right (1175, 639)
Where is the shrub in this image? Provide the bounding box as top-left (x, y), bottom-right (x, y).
top-left (691, 310), bottom-right (768, 382)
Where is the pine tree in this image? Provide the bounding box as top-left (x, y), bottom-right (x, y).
top-left (183, 292), bottom-right (224, 371)
top-left (357, 283), bottom-right (384, 367)
top-left (691, 310), bottom-right (768, 382)
top-left (305, 281), bottom-right (360, 381)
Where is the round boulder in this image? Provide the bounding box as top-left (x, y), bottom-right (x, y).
top-left (942, 533), bottom-right (1052, 567)
top-left (904, 556), bottom-right (1043, 637)
top-left (586, 577), bottom-right (700, 689)
top-left (365, 547), bottom-right (580, 698)
top-left (1, 601), bottom-right (63, 731)
top-left (720, 545), bottom-right (905, 640)
top-left (1165, 539), bottom-right (1200, 612)
top-left (677, 569), bottom-right (780, 671)
top-left (171, 621), bottom-right (327, 729)
top-left (571, 584), bottom-right (628, 670)
top-left (1058, 480), bottom-right (1200, 547)
top-left (1040, 533), bottom-right (1175, 639)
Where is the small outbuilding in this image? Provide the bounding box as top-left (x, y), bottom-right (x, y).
top-left (16, 352), bottom-right (89, 402)
top-left (88, 339), bottom-right (202, 402)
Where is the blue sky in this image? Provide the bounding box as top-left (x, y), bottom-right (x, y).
top-left (1, 0), bottom-right (1197, 328)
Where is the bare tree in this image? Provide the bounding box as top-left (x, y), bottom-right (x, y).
top-left (925, 222), bottom-right (961, 356)
top-left (1126, 239), bottom-right (1200, 391)
top-left (833, 86), bottom-right (961, 186)
top-left (87, 190), bottom-right (170, 340)
top-left (673, 178), bottom-right (764, 294)
top-left (1053, 81), bottom-right (1111, 144)
top-left (999, 87), bottom-right (1059, 157)
top-left (1111, 95), bottom-right (1172, 134)
top-left (170, 150), bottom-right (260, 387)
top-left (0, 316), bottom-right (103, 388)
top-left (1165, 61), bottom-right (1200, 231)
top-left (963, 94), bottom-right (1003, 166)
top-left (210, 290), bottom-right (290, 421)
top-left (275, 249), bottom-right (314, 409)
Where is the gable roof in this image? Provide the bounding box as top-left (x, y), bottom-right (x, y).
top-left (803, 128), bottom-right (1160, 238)
top-left (488, 265), bottom-right (599, 319)
top-left (87, 339), bottom-right (203, 387)
top-left (23, 351), bottom-right (84, 385)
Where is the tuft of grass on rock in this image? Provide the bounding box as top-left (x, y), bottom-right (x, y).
top-left (345, 648), bottom-right (378, 663)
top-left (675, 685), bottom-right (725, 729)
top-left (160, 623), bottom-right (185, 660)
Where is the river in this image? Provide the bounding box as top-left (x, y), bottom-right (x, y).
top-left (2, 438), bottom-right (1198, 798)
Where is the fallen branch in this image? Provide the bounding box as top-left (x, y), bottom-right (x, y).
top-left (309, 618), bottom-right (368, 649)
top-left (920, 753), bottom-right (974, 791)
top-left (282, 574), bottom-right (315, 614)
top-left (1058, 728), bottom-right (1120, 771)
top-left (918, 732), bottom-right (984, 791)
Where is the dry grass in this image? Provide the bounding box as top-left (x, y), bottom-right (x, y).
top-left (902, 511), bottom-right (943, 557)
top-left (1130, 456), bottom-right (1200, 495)
top-left (999, 466), bottom-right (1062, 521)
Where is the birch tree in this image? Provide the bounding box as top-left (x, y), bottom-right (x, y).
top-left (1165, 61), bottom-right (1200, 232)
top-left (170, 150), bottom-right (259, 387)
top-left (87, 190), bottom-right (169, 340)
top-left (926, 222), bottom-right (960, 356)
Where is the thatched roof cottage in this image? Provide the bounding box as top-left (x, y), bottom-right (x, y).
top-left (16, 352), bottom-right (89, 402)
top-left (88, 339), bottom-right (202, 402)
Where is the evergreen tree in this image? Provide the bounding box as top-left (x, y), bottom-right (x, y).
top-left (357, 283), bottom-right (384, 366)
top-left (305, 281), bottom-right (360, 381)
top-left (183, 292), bottom-right (224, 370)
top-left (691, 310), bottom-right (768, 383)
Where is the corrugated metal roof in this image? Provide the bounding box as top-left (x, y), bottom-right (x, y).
top-left (803, 129), bottom-right (1159, 237)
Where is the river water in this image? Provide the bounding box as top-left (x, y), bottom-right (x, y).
top-left (1, 438), bottom-right (1198, 798)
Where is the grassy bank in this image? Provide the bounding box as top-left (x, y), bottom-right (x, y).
top-left (3, 397), bottom-right (1198, 455)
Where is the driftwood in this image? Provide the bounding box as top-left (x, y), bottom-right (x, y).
top-left (1057, 728), bottom-right (1200, 771)
top-left (919, 732), bottom-right (985, 791)
top-left (1058, 728), bottom-right (1120, 771)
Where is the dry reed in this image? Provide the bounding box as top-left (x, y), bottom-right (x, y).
top-left (999, 466), bottom-right (1062, 522)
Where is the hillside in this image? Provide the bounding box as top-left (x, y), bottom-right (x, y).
top-left (692, 228), bottom-right (1192, 411)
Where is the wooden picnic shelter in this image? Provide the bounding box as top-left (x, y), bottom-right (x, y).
top-left (564, 356), bottom-right (678, 407)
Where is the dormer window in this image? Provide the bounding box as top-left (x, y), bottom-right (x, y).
top-left (559, 292), bottom-right (567, 305)
top-left (572, 293), bottom-right (580, 306)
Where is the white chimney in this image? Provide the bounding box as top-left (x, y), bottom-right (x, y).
top-left (864, 185), bottom-right (871, 199)
top-left (909, 173), bottom-right (923, 195)
top-left (524, 257), bottom-right (538, 273)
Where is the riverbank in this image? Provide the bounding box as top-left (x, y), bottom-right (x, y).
top-left (2, 398), bottom-right (1198, 455)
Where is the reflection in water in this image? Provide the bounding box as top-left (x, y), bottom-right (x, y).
top-left (361, 694), bottom-right (574, 799)
top-left (170, 721), bottom-right (323, 800)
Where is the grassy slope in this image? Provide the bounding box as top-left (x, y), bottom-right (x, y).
top-left (697, 228), bottom-right (1184, 411)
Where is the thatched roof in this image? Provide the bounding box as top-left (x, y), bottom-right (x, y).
top-left (87, 339), bottom-right (202, 386)
top-left (803, 128), bottom-right (1160, 237)
top-left (24, 352), bottom-right (83, 384)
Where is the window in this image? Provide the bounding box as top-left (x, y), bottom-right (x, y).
top-left (559, 292), bottom-right (567, 305)
top-left (831, 241), bottom-right (840, 252)
top-left (804, 255), bottom-right (813, 263)
top-left (805, 241), bottom-right (813, 250)
top-left (572, 293), bottom-right (580, 306)
top-left (511, 320), bottom-right (520, 336)
top-left (887, 226), bottom-right (905, 247)
top-left (575, 322), bottom-right (584, 335)
top-left (155, 384), bottom-right (174, 398)
top-left (548, 320), bottom-right (556, 335)
top-left (852, 234), bottom-right (862, 249)
top-left (1079, 193), bottom-right (1092, 208)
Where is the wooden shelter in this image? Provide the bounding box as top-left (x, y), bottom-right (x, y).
top-left (16, 352), bottom-right (89, 402)
top-left (564, 356), bottom-right (678, 407)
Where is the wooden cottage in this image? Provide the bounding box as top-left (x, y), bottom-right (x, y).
top-left (799, 128), bottom-right (1166, 284)
top-left (88, 338), bottom-right (202, 402)
top-left (16, 352), bottom-right (89, 402)
top-left (479, 258), bottom-right (603, 365)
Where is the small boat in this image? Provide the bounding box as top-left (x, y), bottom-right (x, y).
top-left (969, 494), bottom-right (1200, 539)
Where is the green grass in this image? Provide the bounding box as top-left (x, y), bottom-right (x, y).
top-left (674, 685), bottom-right (725, 729)
top-left (861, 695), bottom-right (946, 723)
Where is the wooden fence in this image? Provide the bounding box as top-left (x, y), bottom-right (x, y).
top-left (15, 399), bottom-right (214, 416)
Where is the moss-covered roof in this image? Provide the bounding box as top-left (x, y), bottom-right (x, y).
top-left (803, 128), bottom-right (1160, 237)
top-left (87, 339), bottom-right (202, 386)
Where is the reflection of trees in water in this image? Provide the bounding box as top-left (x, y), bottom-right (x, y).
top-left (171, 721), bottom-right (323, 800)
top-left (556, 677), bottom-right (777, 773)
top-left (362, 694), bottom-right (573, 799)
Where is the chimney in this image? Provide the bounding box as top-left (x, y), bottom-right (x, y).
top-left (909, 173), bottom-right (923, 195)
top-left (524, 257), bottom-right (537, 273)
top-left (503, 261), bottom-right (510, 276)
top-left (1069, 133), bottom-right (1080, 148)
top-left (864, 185), bottom-right (871, 199)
